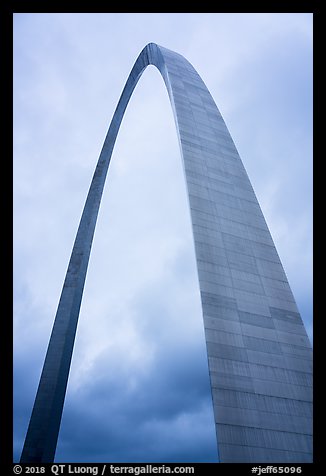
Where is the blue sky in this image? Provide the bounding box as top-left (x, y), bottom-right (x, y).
top-left (13, 13), bottom-right (313, 463)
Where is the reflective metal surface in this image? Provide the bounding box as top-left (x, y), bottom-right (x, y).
top-left (20, 43), bottom-right (312, 463)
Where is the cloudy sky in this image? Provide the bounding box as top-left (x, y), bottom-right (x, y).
top-left (13, 13), bottom-right (313, 463)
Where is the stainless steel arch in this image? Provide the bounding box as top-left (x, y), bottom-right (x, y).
top-left (20, 43), bottom-right (312, 463)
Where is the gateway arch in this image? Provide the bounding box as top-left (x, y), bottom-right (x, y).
top-left (20, 43), bottom-right (312, 463)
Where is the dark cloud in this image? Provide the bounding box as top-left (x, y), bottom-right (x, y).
top-left (55, 337), bottom-right (217, 462)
